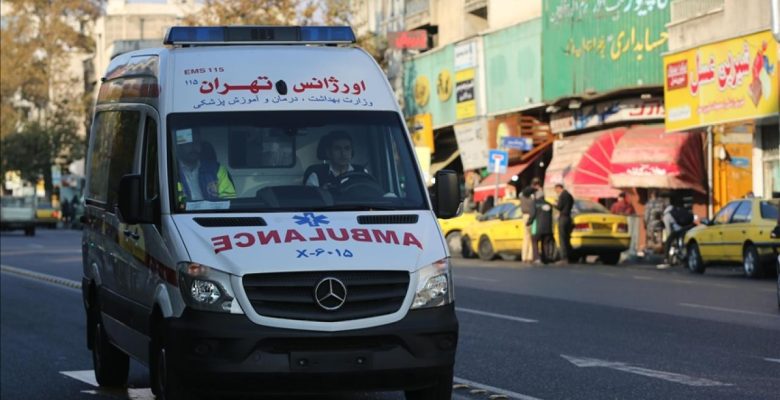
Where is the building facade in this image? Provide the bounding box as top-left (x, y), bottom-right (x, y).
top-left (665, 0), bottom-right (780, 212)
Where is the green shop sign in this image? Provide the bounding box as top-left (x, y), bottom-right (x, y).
top-left (403, 44), bottom-right (456, 128)
top-left (483, 18), bottom-right (542, 115)
top-left (542, 0), bottom-right (670, 101)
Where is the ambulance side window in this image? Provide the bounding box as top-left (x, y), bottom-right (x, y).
top-left (105, 111), bottom-right (141, 212)
top-left (87, 110), bottom-right (141, 210)
top-left (143, 117), bottom-right (159, 201)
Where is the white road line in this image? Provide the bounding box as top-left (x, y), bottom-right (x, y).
top-left (61, 371), bottom-right (155, 400)
top-left (764, 358), bottom-right (780, 364)
top-left (1, 264), bottom-right (81, 290)
top-left (456, 307), bottom-right (538, 323)
top-left (679, 303), bottom-right (780, 318)
top-left (459, 276), bottom-right (499, 283)
top-left (561, 355), bottom-right (733, 387)
top-left (60, 370), bottom-right (97, 387)
top-left (454, 377), bottom-right (544, 400)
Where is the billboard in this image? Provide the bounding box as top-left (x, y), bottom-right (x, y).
top-left (664, 30), bottom-right (778, 132)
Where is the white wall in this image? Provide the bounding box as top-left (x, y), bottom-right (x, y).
top-left (488, 0), bottom-right (541, 31)
top-left (668, 0), bottom-right (771, 52)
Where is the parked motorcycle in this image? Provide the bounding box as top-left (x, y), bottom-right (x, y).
top-left (666, 224), bottom-right (696, 267)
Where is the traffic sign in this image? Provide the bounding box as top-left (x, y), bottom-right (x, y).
top-left (488, 149), bottom-right (508, 174)
top-left (501, 136), bottom-right (533, 151)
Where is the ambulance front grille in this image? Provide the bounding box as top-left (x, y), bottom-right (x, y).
top-left (242, 271), bottom-right (410, 322)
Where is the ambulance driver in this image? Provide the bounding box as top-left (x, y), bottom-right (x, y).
top-left (175, 129), bottom-right (236, 205)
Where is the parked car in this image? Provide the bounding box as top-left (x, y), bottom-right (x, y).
top-left (0, 195), bottom-right (37, 236)
top-left (684, 198), bottom-right (780, 278)
top-left (461, 198), bottom-right (629, 264)
top-left (36, 200), bottom-right (60, 228)
top-left (437, 211), bottom-right (479, 256)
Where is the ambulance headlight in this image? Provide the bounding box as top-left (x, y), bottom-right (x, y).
top-left (178, 263), bottom-right (237, 313)
top-left (411, 258), bottom-right (454, 309)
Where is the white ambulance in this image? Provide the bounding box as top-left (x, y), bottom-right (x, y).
top-left (82, 26), bottom-right (460, 400)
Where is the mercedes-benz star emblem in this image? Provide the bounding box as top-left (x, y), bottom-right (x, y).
top-left (314, 277), bottom-right (348, 311)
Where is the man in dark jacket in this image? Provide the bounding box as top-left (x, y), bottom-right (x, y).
top-left (527, 196), bottom-right (554, 263)
top-left (554, 183), bottom-right (574, 263)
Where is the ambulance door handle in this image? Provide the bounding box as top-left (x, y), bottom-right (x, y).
top-left (123, 229), bottom-right (140, 240)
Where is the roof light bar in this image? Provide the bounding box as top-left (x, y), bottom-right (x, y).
top-left (163, 26), bottom-right (356, 45)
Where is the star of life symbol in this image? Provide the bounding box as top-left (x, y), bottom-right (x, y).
top-left (293, 212), bottom-right (329, 227)
top-left (314, 277), bottom-right (348, 311)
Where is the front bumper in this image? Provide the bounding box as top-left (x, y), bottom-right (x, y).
top-left (164, 304), bottom-right (458, 394)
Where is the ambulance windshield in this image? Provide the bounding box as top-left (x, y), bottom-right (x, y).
top-left (168, 111), bottom-right (428, 213)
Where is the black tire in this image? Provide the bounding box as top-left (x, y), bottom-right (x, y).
top-left (92, 319), bottom-right (129, 387)
top-left (742, 245), bottom-right (763, 279)
top-left (477, 236), bottom-right (495, 261)
top-left (461, 235), bottom-right (476, 259)
top-left (687, 242), bottom-right (705, 274)
top-left (405, 368), bottom-right (453, 400)
top-left (601, 252), bottom-right (621, 265)
top-left (445, 231), bottom-right (462, 258)
top-left (151, 325), bottom-right (192, 400)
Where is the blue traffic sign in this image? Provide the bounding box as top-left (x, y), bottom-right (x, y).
top-left (501, 136), bottom-right (532, 151)
top-left (488, 149), bottom-right (509, 174)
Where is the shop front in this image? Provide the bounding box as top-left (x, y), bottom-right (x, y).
top-left (470, 18), bottom-right (551, 208)
top-left (664, 30), bottom-right (779, 210)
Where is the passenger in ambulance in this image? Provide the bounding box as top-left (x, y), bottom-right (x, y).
top-left (303, 130), bottom-right (370, 190)
top-left (175, 137), bottom-right (236, 203)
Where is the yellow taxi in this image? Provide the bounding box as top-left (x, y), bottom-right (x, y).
top-left (36, 200), bottom-right (61, 228)
top-left (461, 198), bottom-right (630, 264)
top-left (437, 211), bottom-right (479, 256)
top-left (684, 198), bottom-right (780, 278)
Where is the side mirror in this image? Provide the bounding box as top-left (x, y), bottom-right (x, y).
top-left (433, 170), bottom-right (461, 219)
top-left (117, 174), bottom-right (154, 224)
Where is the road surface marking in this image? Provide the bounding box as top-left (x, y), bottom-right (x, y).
top-left (60, 370), bottom-right (98, 386)
top-left (456, 307), bottom-right (538, 323)
top-left (679, 303), bottom-right (780, 318)
top-left (1, 264), bottom-right (81, 290)
top-left (459, 276), bottom-right (499, 283)
top-left (561, 355), bottom-right (733, 387)
top-left (454, 377), bottom-right (544, 400)
top-left (61, 371), bottom-right (155, 400)
top-left (764, 358), bottom-right (780, 364)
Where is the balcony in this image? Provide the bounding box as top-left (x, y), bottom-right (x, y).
top-left (405, 0), bottom-right (431, 29)
top-left (465, 0), bottom-right (488, 18)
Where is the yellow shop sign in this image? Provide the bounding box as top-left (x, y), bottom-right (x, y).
top-left (664, 31), bottom-right (778, 132)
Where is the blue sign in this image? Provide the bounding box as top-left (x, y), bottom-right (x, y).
top-left (293, 213), bottom-right (330, 227)
top-left (501, 136), bottom-right (533, 151)
top-left (730, 157), bottom-right (749, 168)
top-left (488, 149), bottom-right (509, 174)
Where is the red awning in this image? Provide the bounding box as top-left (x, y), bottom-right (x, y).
top-left (610, 126), bottom-right (706, 193)
top-left (544, 128), bottom-right (626, 199)
top-left (473, 158), bottom-right (537, 203)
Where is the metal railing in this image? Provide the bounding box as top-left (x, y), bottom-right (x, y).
top-left (671, 0), bottom-right (724, 22)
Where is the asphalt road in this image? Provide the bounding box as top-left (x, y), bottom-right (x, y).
top-left (1, 229), bottom-right (779, 399)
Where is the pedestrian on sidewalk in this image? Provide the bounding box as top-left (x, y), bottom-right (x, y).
top-left (529, 195), bottom-right (554, 264)
top-left (610, 192), bottom-right (639, 257)
top-left (554, 183), bottom-right (574, 264)
top-left (520, 187), bottom-right (535, 263)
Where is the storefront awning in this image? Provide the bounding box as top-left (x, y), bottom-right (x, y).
top-left (544, 128), bottom-right (626, 199)
top-left (610, 126), bottom-right (706, 193)
top-left (473, 153), bottom-right (542, 203)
